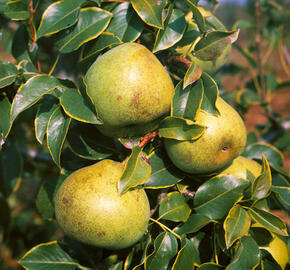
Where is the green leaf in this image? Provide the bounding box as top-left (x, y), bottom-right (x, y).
top-left (0, 98), bottom-right (11, 144)
top-left (67, 123), bottom-right (117, 160)
top-left (194, 30), bottom-right (239, 61)
top-left (59, 88), bottom-right (101, 124)
top-left (10, 75), bottom-right (61, 123)
top-left (251, 154), bottom-right (272, 200)
top-left (131, 0), bottom-right (166, 29)
top-left (271, 186), bottom-right (290, 206)
top-left (186, 1), bottom-right (205, 32)
top-left (0, 195), bottom-right (10, 240)
top-left (200, 72), bottom-right (219, 115)
top-left (234, 44), bottom-right (257, 68)
top-left (159, 192), bottom-right (191, 222)
top-left (159, 116), bottom-right (205, 141)
top-left (236, 88), bottom-right (261, 108)
top-left (224, 205), bottom-right (251, 248)
top-left (37, 0), bottom-right (86, 38)
top-left (106, 2), bottom-right (144, 42)
top-left (175, 213), bottom-right (212, 235)
top-left (144, 149), bottom-right (184, 189)
top-left (0, 145), bottom-right (22, 197)
top-left (47, 106), bottom-right (71, 167)
top-left (0, 61), bottom-right (18, 88)
top-left (132, 234), bottom-right (152, 270)
top-left (172, 238), bottom-right (199, 270)
top-left (3, 0), bottom-right (30, 20)
top-left (19, 241), bottom-right (86, 270)
top-left (36, 174), bottom-right (66, 220)
top-left (55, 7), bottom-right (113, 53)
top-left (198, 263), bottom-right (223, 270)
top-left (183, 62), bottom-right (203, 89)
top-left (248, 207), bottom-right (288, 236)
top-left (172, 80), bottom-right (203, 121)
top-left (118, 146), bottom-right (151, 195)
top-left (226, 236), bottom-right (260, 270)
top-left (153, 7), bottom-right (186, 52)
top-left (193, 175), bottom-right (249, 220)
top-left (145, 231), bottom-right (178, 270)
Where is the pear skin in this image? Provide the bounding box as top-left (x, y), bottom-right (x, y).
top-left (55, 160), bottom-right (150, 250)
top-left (164, 97), bottom-right (247, 174)
top-left (85, 42), bottom-right (174, 138)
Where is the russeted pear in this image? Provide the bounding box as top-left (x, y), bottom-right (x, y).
top-left (54, 160), bottom-right (150, 250)
top-left (85, 42), bottom-right (174, 138)
top-left (164, 97), bottom-right (247, 174)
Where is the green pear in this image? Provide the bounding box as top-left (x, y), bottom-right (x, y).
top-left (164, 97), bottom-right (247, 174)
top-left (85, 42), bottom-right (174, 138)
top-left (54, 159), bottom-right (150, 250)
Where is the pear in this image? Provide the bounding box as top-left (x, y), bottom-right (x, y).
top-left (54, 159), bottom-right (150, 250)
top-left (164, 97), bottom-right (247, 174)
top-left (85, 42), bottom-right (174, 138)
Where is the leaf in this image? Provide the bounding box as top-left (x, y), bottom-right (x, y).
top-left (3, 0), bottom-right (30, 20)
top-left (198, 263), bottom-right (223, 270)
top-left (271, 186), bottom-right (290, 206)
top-left (251, 154), bottom-right (272, 200)
top-left (55, 7), bottom-right (113, 53)
top-left (248, 207), bottom-right (288, 236)
top-left (236, 88), bottom-right (261, 108)
top-left (226, 236), bottom-right (260, 270)
top-left (106, 2), bottom-right (144, 42)
top-left (0, 98), bottom-right (11, 144)
top-left (145, 231), bottom-right (178, 270)
top-left (59, 88), bottom-right (101, 124)
top-left (67, 123), bottom-right (117, 160)
top-left (223, 205), bottom-right (251, 248)
top-left (193, 175), bottom-right (249, 220)
top-left (159, 192), bottom-right (191, 222)
top-left (234, 44), bottom-right (257, 68)
top-left (0, 61), bottom-right (18, 88)
top-left (10, 75), bottom-right (61, 123)
top-left (186, 1), bottom-right (206, 32)
top-left (131, 0), bottom-right (166, 29)
top-left (194, 30), bottom-right (239, 61)
top-left (0, 195), bottom-right (10, 240)
top-left (0, 145), bottom-right (22, 197)
top-left (19, 241), bottom-right (86, 270)
top-left (118, 146), bottom-right (151, 195)
top-left (144, 149), bottom-right (184, 189)
top-left (153, 7), bottom-right (186, 52)
top-left (172, 238), bottom-right (199, 270)
top-left (132, 234), bottom-right (152, 270)
top-left (183, 63), bottom-right (203, 89)
top-left (172, 80), bottom-right (204, 121)
top-left (200, 72), bottom-right (219, 115)
top-left (158, 116), bottom-right (205, 141)
top-left (47, 106), bottom-right (71, 167)
top-left (37, 0), bottom-right (86, 38)
top-left (36, 174), bottom-right (66, 220)
top-left (175, 213), bottom-right (212, 235)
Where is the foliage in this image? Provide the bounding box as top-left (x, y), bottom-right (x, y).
top-left (0, 0), bottom-right (289, 269)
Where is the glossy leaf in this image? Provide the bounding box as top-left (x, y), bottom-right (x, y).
top-left (47, 106), bottom-right (71, 167)
top-left (194, 30), bottom-right (239, 61)
top-left (0, 98), bottom-right (11, 144)
top-left (37, 0), bottom-right (86, 38)
top-left (145, 231), bottom-right (178, 270)
top-left (3, 0), bottom-right (29, 20)
top-left (144, 149), bottom-right (184, 189)
top-left (175, 213), bottom-right (212, 235)
top-left (55, 7), bottom-right (113, 53)
top-left (132, 234), bottom-right (152, 270)
top-left (10, 75), bottom-right (61, 123)
top-left (118, 146), bottom-right (151, 195)
top-left (106, 2), bottom-right (144, 42)
top-left (0, 145), bottom-right (22, 197)
top-left (172, 80), bottom-right (204, 121)
top-left (67, 123), bottom-right (117, 160)
top-left (224, 205), bottom-right (251, 248)
top-left (251, 154), bottom-right (272, 200)
top-left (200, 72), bottom-right (219, 115)
top-left (248, 207), bottom-right (288, 236)
top-left (159, 192), bottom-right (191, 222)
top-left (59, 88), bottom-right (101, 124)
top-left (131, 0), bottom-right (166, 29)
top-left (186, 1), bottom-right (205, 32)
top-left (19, 241), bottom-right (86, 270)
top-left (271, 186), bottom-right (290, 206)
top-left (158, 116), bottom-right (205, 141)
top-left (226, 236), bottom-right (260, 270)
top-left (0, 61), bottom-right (18, 88)
top-left (193, 175), bottom-right (249, 220)
top-left (153, 7), bottom-right (186, 52)
top-left (198, 263), bottom-right (223, 270)
top-left (183, 62), bottom-right (203, 89)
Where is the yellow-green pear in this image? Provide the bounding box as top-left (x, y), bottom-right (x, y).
top-left (54, 159), bottom-right (150, 250)
top-left (85, 42), bottom-right (174, 138)
top-left (164, 97), bottom-right (247, 174)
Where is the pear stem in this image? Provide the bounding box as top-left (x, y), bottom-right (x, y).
top-left (149, 218), bottom-right (182, 241)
